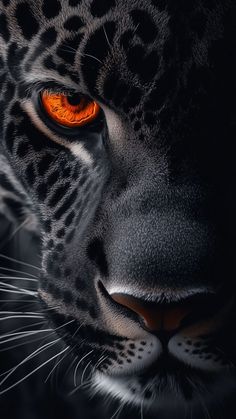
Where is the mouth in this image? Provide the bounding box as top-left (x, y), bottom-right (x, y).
top-left (96, 279), bottom-right (236, 376)
top-left (39, 276), bottom-right (236, 404)
top-left (135, 351), bottom-right (222, 380)
top-left (94, 349), bottom-right (236, 412)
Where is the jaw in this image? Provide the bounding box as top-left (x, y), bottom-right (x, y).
top-left (93, 370), bottom-right (195, 413)
top-left (93, 367), bottom-right (236, 415)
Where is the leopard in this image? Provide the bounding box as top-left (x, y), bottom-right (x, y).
top-left (0, 0), bottom-right (236, 418)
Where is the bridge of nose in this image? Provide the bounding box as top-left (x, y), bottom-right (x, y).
top-left (111, 293), bottom-right (192, 332)
top-left (108, 210), bottom-right (215, 292)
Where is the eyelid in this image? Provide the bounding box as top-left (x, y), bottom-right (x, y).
top-left (37, 86), bottom-right (76, 97)
top-left (23, 80), bottom-right (78, 99)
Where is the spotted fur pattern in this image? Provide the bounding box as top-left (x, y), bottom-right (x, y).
top-left (0, 0), bottom-right (236, 415)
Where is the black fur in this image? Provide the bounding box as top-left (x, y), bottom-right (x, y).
top-left (0, 1), bottom-right (236, 418)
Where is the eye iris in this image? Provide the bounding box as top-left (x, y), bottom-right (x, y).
top-left (41, 92), bottom-right (100, 127)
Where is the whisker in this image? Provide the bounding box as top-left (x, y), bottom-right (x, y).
top-left (186, 377), bottom-right (211, 419)
top-left (0, 311), bottom-right (42, 315)
top-left (73, 350), bottom-right (94, 387)
top-left (92, 352), bottom-right (108, 375)
top-left (44, 341), bottom-right (73, 383)
top-left (0, 320), bottom-right (46, 337)
top-left (0, 345), bottom-right (69, 395)
top-left (140, 397), bottom-right (144, 419)
top-left (6, 218), bottom-right (31, 242)
top-left (80, 359), bottom-right (93, 386)
top-left (0, 331), bottom-right (53, 354)
top-left (0, 337), bottom-right (61, 389)
top-left (0, 280), bottom-right (37, 292)
top-left (0, 275), bottom-right (38, 283)
top-left (103, 25), bottom-right (112, 49)
top-left (0, 332), bottom-right (48, 379)
top-left (0, 288), bottom-right (37, 296)
top-left (0, 328), bottom-right (52, 344)
top-left (83, 53), bottom-right (103, 64)
top-left (72, 369), bottom-right (98, 393)
top-left (0, 318), bottom-right (72, 356)
top-left (110, 401), bottom-right (126, 419)
top-left (68, 375), bottom-right (94, 395)
top-left (0, 218), bottom-right (32, 249)
top-left (62, 351), bottom-right (78, 384)
top-left (0, 253), bottom-right (41, 272)
top-left (0, 266), bottom-right (37, 279)
top-left (0, 315), bottom-right (44, 321)
top-left (30, 318), bottom-right (75, 352)
top-left (58, 46), bottom-right (103, 64)
top-left (0, 299), bottom-right (37, 303)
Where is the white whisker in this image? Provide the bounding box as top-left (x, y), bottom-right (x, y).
top-left (0, 281), bottom-right (37, 293)
top-left (0, 337), bottom-right (61, 389)
top-left (0, 266), bottom-right (37, 279)
top-left (0, 288), bottom-right (37, 296)
top-left (4, 218), bottom-right (31, 244)
top-left (0, 315), bottom-right (43, 321)
top-left (0, 311), bottom-right (41, 315)
top-left (69, 378), bottom-right (93, 395)
top-left (62, 352), bottom-right (78, 383)
top-left (0, 345), bottom-right (69, 395)
top-left (0, 320), bottom-right (69, 354)
top-left (0, 334), bottom-right (54, 354)
top-left (0, 275), bottom-right (37, 283)
top-left (0, 253), bottom-right (41, 271)
top-left (0, 329), bottom-right (52, 344)
top-left (58, 45), bottom-right (103, 64)
top-left (93, 354), bottom-right (108, 373)
top-left (0, 320), bottom-right (46, 337)
top-left (140, 397), bottom-right (144, 419)
top-left (80, 359), bottom-right (93, 386)
top-left (73, 350), bottom-right (94, 387)
top-left (110, 401), bottom-right (126, 419)
top-left (44, 343), bottom-right (72, 383)
top-left (0, 299), bottom-right (37, 302)
top-left (103, 25), bottom-right (112, 49)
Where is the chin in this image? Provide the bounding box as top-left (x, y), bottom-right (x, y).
top-left (93, 362), bottom-right (236, 417)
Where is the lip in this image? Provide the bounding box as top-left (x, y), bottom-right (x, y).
top-left (138, 352), bottom-right (210, 379)
top-left (110, 347), bottom-right (233, 385)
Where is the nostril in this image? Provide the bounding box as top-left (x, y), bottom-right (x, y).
top-left (99, 278), bottom-right (228, 334)
top-left (110, 289), bottom-right (228, 333)
top-left (111, 293), bottom-right (193, 332)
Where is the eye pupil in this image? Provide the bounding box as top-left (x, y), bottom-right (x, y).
top-left (67, 93), bottom-right (82, 106)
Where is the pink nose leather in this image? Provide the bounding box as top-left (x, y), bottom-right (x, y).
top-left (111, 293), bottom-right (192, 332)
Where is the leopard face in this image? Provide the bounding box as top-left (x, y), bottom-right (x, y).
top-left (0, 0), bottom-right (236, 415)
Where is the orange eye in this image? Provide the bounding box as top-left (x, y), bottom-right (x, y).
top-left (41, 91), bottom-right (100, 128)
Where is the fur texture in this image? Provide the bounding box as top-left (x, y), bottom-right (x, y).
top-left (0, 0), bottom-right (236, 416)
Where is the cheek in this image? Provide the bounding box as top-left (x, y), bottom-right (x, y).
top-left (39, 246), bottom-right (99, 321)
top-left (37, 165), bottom-right (108, 280)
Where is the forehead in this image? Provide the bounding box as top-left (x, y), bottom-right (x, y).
top-left (2, 1), bottom-right (168, 82)
top-left (2, 0), bottom-right (169, 43)
top-left (1, 0), bottom-right (229, 149)
top-left (2, 0), bottom-right (218, 92)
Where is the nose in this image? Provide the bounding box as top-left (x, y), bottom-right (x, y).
top-left (111, 293), bottom-right (201, 332)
